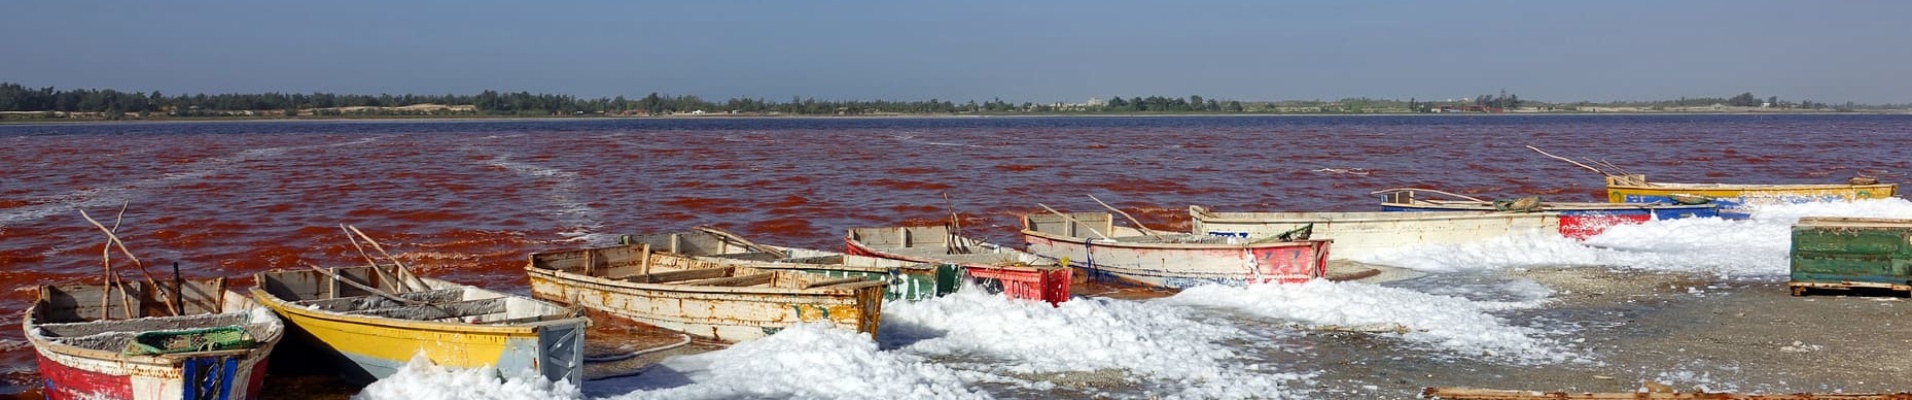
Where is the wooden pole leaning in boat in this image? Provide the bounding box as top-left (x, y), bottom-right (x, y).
top-left (942, 192), bottom-right (972, 255)
top-left (104, 202), bottom-right (136, 319)
top-left (1036, 203), bottom-right (1114, 241)
top-left (79, 209), bottom-right (180, 316)
top-left (346, 225), bottom-right (432, 293)
top-left (694, 226), bottom-right (790, 259)
top-left (1369, 188), bottom-right (1489, 203)
top-left (296, 261), bottom-right (423, 306)
top-left (1088, 194), bottom-right (1163, 240)
top-left (341, 224), bottom-right (410, 293)
top-left (1526, 145), bottom-right (1619, 177)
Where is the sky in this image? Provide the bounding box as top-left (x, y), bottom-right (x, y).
top-left (3, 0), bottom-right (1908, 104)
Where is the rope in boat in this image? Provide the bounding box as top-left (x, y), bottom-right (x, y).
top-left (584, 333), bottom-right (693, 364)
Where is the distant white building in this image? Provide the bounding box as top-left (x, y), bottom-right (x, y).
top-left (1086, 97), bottom-right (1104, 107)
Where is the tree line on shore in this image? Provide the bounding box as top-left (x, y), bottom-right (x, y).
top-left (0, 82), bottom-right (1894, 120)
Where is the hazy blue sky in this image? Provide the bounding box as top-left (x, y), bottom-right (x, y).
top-left (4, 1), bottom-right (1908, 104)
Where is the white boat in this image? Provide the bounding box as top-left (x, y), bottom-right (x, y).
top-left (1188, 205), bottom-right (1562, 260)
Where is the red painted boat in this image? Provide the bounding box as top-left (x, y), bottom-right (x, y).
top-left (1021, 211), bottom-right (1333, 289)
top-left (25, 278), bottom-right (283, 400)
top-left (846, 225), bottom-right (1072, 305)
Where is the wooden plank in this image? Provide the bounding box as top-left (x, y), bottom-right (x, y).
top-left (804, 276), bottom-right (872, 289)
top-left (629, 267), bottom-right (732, 284)
top-left (671, 273), bottom-right (773, 287)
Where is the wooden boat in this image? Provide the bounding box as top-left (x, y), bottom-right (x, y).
top-left (1189, 205), bottom-right (1562, 261)
top-left (1606, 174), bottom-right (1897, 218)
top-left (1788, 217), bottom-right (1912, 296)
top-left (524, 247), bottom-right (887, 342)
top-left (1376, 188), bottom-right (1719, 239)
top-left (845, 225), bottom-right (1072, 305)
top-left (614, 229), bottom-right (962, 302)
top-left (26, 277), bottom-right (283, 400)
top-left (1020, 211), bottom-right (1332, 289)
top-left (252, 265), bottom-right (588, 386)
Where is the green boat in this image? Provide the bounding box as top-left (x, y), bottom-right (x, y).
top-left (1789, 217), bottom-right (1912, 296)
top-left (530, 228), bottom-right (960, 302)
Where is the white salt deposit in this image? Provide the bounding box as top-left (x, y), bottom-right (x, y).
top-left (353, 357), bottom-right (582, 400)
top-left (881, 289), bottom-right (1310, 399)
top-left (597, 324), bottom-right (983, 400)
top-left (1165, 280), bottom-right (1582, 364)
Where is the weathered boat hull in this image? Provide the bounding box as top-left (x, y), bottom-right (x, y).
top-left (27, 281), bottom-right (282, 400)
top-left (34, 340), bottom-right (274, 400)
top-left (1606, 174), bottom-right (1897, 218)
top-left (617, 231), bottom-right (958, 301)
top-left (1020, 212), bottom-right (1332, 289)
top-left (845, 225), bottom-right (1074, 305)
top-left (253, 266), bottom-right (587, 386)
top-left (1190, 206), bottom-right (1560, 260)
top-left (1380, 199), bottom-right (1717, 239)
top-left (523, 264), bottom-right (886, 342)
top-left (1789, 217), bottom-right (1912, 295)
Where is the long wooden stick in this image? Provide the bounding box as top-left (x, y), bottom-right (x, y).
top-left (298, 262), bottom-right (421, 306)
top-left (1369, 188), bottom-right (1489, 202)
top-left (341, 224), bottom-right (410, 293)
top-left (79, 209), bottom-right (177, 316)
top-left (1035, 203), bottom-right (1114, 241)
top-left (106, 203), bottom-right (134, 319)
top-left (346, 225), bottom-right (431, 292)
top-left (1088, 194), bottom-right (1163, 240)
top-left (1526, 145), bottom-right (1614, 176)
top-left (694, 226), bottom-right (789, 259)
top-left (941, 192), bottom-right (971, 255)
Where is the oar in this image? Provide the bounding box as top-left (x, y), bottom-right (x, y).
top-left (1369, 188), bottom-right (1488, 203)
top-left (941, 192), bottom-right (972, 255)
top-left (1526, 145), bottom-right (1616, 176)
top-left (346, 225), bottom-right (432, 292)
top-left (1087, 194), bottom-right (1163, 240)
top-left (299, 262), bottom-right (423, 306)
top-left (694, 226), bottom-right (790, 260)
top-left (1035, 203), bottom-right (1114, 241)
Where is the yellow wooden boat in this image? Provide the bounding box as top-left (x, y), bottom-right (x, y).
top-left (1606, 174), bottom-right (1897, 218)
top-left (252, 265), bottom-right (587, 386)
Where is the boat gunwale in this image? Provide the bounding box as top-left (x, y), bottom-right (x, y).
top-left (1190, 205), bottom-right (1564, 224)
top-left (251, 272), bottom-right (584, 335)
top-left (23, 288), bottom-right (284, 367)
top-left (1605, 179), bottom-right (1898, 192)
top-left (1018, 228), bottom-right (1332, 251)
top-left (1386, 199), bottom-right (1718, 211)
top-left (524, 265), bottom-right (888, 295)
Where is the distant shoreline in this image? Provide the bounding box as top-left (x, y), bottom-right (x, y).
top-left (3, 110), bottom-right (1909, 126)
